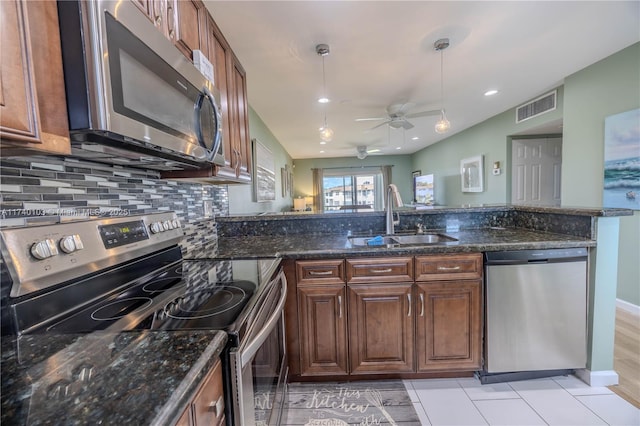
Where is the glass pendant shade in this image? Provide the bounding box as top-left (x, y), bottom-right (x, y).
top-left (319, 126), bottom-right (334, 142)
top-left (435, 111), bottom-right (450, 134)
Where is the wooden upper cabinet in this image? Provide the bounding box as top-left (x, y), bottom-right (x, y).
top-left (0, 0), bottom-right (70, 155)
top-left (174, 0), bottom-right (207, 61)
top-left (229, 54), bottom-right (251, 182)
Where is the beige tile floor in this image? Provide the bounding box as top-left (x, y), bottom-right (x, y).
top-left (404, 374), bottom-right (640, 426)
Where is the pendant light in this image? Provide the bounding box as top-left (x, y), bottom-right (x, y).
top-left (316, 44), bottom-right (334, 142)
top-left (434, 38), bottom-right (451, 134)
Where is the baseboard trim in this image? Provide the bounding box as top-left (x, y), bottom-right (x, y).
top-left (575, 369), bottom-right (619, 387)
top-left (616, 298), bottom-right (640, 316)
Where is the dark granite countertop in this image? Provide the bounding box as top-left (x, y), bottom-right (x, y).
top-left (1, 330), bottom-right (227, 425)
top-left (216, 227), bottom-right (595, 259)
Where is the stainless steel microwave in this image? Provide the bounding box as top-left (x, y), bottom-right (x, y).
top-left (57, 0), bottom-right (225, 171)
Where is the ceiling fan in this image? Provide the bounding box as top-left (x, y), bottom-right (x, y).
top-left (355, 103), bottom-right (442, 130)
top-left (356, 145), bottom-right (381, 159)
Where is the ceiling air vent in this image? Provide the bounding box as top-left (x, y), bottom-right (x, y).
top-left (516, 90), bottom-right (557, 123)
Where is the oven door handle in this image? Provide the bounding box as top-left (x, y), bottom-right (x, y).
top-left (239, 271), bottom-right (287, 367)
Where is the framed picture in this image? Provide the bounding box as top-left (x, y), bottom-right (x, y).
top-left (253, 139), bottom-right (276, 202)
top-left (415, 174), bottom-right (434, 204)
top-left (460, 155), bottom-right (484, 192)
top-left (412, 170), bottom-right (421, 202)
top-left (603, 108), bottom-right (639, 209)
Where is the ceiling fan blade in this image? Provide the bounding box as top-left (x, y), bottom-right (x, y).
top-left (400, 121), bottom-right (414, 130)
top-left (387, 103), bottom-right (414, 116)
top-left (367, 148), bottom-right (381, 153)
top-left (355, 117), bottom-right (387, 122)
top-left (369, 120), bottom-right (392, 130)
top-left (405, 109), bottom-right (442, 119)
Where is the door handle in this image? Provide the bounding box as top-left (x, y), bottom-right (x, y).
top-left (420, 293), bottom-right (425, 317)
top-left (338, 295), bottom-right (342, 318)
top-left (407, 294), bottom-right (411, 317)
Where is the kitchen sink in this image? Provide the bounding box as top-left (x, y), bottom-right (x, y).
top-left (348, 233), bottom-right (457, 247)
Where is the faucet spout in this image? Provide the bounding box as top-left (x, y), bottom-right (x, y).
top-left (385, 184), bottom-right (403, 235)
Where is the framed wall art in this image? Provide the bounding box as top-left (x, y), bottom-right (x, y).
top-left (603, 108), bottom-right (639, 209)
top-left (253, 139), bottom-right (276, 202)
top-left (460, 155), bottom-right (484, 192)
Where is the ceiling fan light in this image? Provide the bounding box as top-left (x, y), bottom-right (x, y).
top-left (319, 126), bottom-right (334, 142)
top-left (356, 152), bottom-right (367, 160)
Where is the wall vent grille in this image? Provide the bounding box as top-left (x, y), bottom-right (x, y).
top-left (516, 90), bottom-right (557, 123)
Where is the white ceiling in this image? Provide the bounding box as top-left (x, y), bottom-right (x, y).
top-left (204, 1), bottom-right (639, 160)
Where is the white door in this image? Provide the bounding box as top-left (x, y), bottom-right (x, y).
top-left (511, 138), bottom-right (562, 205)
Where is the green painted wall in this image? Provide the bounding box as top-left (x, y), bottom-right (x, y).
top-left (292, 155), bottom-right (414, 207)
top-left (412, 43), bottom-right (639, 307)
top-left (227, 106), bottom-right (293, 214)
top-left (562, 43), bottom-right (640, 307)
top-left (411, 88), bottom-right (564, 206)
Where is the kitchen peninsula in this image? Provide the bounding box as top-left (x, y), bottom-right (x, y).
top-left (214, 204), bottom-right (631, 386)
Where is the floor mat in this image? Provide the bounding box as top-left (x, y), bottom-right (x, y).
top-left (281, 380), bottom-right (422, 425)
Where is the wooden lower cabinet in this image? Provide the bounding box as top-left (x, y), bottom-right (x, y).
top-left (178, 359), bottom-right (225, 426)
top-left (348, 283), bottom-right (414, 374)
top-left (298, 285), bottom-right (348, 376)
top-left (416, 280), bottom-right (482, 371)
top-left (290, 254), bottom-right (482, 379)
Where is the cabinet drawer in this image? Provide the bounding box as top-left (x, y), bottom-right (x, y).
top-left (192, 359), bottom-right (224, 425)
top-left (346, 257), bottom-right (413, 283)
top-left (297, 259), bottom-right (345, 285)
top-left (415, 253), bottom-right (482, 281)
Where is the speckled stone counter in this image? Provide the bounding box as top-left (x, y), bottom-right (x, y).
top-left (1, 330), bottom-right (227, 425)
top-left (215, 227), bottom-right (596, 259)
top-left (211, 204), bottom-right (631, 259)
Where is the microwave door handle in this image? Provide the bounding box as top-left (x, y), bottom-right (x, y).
top-left (239, 272), bottom-right (287, 367)
top-left (194, 86), bottom-right (221, 159)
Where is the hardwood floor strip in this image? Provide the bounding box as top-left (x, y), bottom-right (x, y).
top-left (608, 306), bottom-right (640, 408)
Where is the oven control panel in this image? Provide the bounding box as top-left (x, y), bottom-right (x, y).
top-left (0, 212), bottom-right (183, 298)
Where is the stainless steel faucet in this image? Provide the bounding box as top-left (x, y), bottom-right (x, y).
top-left (385, 184), bottom-right (403, 234)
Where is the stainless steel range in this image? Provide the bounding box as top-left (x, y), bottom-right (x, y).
top-left (0, 213), bottom-right (287, 425)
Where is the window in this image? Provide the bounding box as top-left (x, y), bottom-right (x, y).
top-left (322, 168), bottom-right (384, 211)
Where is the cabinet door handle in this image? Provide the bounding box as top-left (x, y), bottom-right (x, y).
top-left (420, 293), bottom-right (425, 317)
top-left (308, 270), bottom-right (333, 276)
top-left (437, 265), bottom-right (461, 271)
top-left (369, 268), bottom-right (392, 274)
top-left (338, 295), bottom-right (342, 318)
top-left (407, 294), bottom-right (411, 317)
top-left (166, 4), bottom-right (175, 39)
top-left (208, 396), bottom-right (224, 418)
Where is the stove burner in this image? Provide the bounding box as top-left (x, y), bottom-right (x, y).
top-left (91, 297), bottom-right (153, 321)
top-left (141, 277), bottom-right (184, 294)
top-left (167, 286), bottom-right (247, 319)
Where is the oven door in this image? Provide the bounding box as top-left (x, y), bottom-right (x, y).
top-left (230, 271), bottom-right (288, 426)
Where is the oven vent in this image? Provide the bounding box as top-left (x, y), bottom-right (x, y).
top-left (516, 90), bottom-right (557, 123)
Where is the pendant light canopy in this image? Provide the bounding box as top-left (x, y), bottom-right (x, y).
top-left (434, 38), bottom-right (451, 134)
top-left (316, 44), bottom-right (334, 142)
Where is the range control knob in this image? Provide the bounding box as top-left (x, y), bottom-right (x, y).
top-left (30, 239), bottom-right (59, 260)
top-left (172, 219), bottom-right (181, 229)
top-left (59, 235), bottom-right (84, 254)
top-left (150, 222), bottom-right (163, 234)
top-left (162, 220), bottom-right (171, 231)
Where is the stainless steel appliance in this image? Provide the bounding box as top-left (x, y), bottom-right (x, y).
top-left (481, 248), bottom-right (588, 384)
top-left (57, 0), bottom-right (224, 171)
top-left (0, 213), bottom-right (288, 425)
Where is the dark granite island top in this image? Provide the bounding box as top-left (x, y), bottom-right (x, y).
top-left (208, 204), bottom-right (632, 259)
top-left (1, 330), bottom-right (227, 425)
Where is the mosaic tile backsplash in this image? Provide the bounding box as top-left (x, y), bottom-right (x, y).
top-left (0, 156), bottom-right (228, 255)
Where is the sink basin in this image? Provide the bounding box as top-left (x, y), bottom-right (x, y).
top-left (392, 234), bottom-right (457, 245)
top-left (348, 233), bottom-right (457, 247)
top-left (348, 236), bottom-right (397, 247)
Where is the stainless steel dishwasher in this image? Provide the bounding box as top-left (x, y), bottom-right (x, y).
top-left (481, 248), bottom-right (588, 384)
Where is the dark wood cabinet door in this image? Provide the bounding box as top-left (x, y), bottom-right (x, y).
top-left (416, 280), bottom-right (482, 371)
top-left (230, 55), bottom-right (251, 182)
top-left (192, 359), bottom-right (225, 426)
top-left (298, 285), bottom-right (348, 376)
top-left (348, 283), bottom-right (414, 374)
top-left (1, 0), bottom-right (70, 155)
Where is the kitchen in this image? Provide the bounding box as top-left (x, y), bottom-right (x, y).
top-left (1, 1), bottom-right (639, 425)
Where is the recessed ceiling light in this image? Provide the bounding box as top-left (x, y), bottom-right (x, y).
top-left (320, 141), bottom-right (326, 145)
top-left (318, 97), bottom-right (330, 104)
top-left (411, 136), bottom-right (419, 140)
top-left (396, 146), bottom-right (401, 150)
top-left (319, 150), bottom-right (325, 153)
top-left (484, 89), bottom-right (499, 96)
